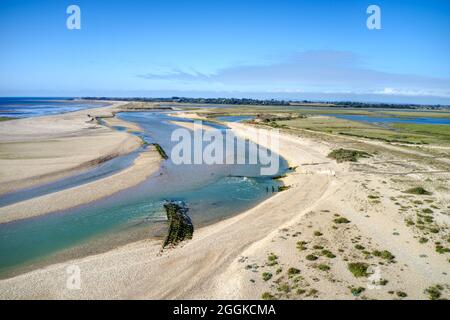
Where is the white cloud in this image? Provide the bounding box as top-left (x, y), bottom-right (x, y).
top-left (138, 50), bottom-right (450, 99)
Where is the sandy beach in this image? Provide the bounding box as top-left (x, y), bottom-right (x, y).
top-left (1, 116), bottom-right (448, 300)
top-left (0, 102), bottom-right (162, 223)
top-left (0, 102), bottom-right (140, 195)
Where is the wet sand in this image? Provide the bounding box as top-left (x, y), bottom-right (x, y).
top-left (0, 102), bottom-right (162, 223)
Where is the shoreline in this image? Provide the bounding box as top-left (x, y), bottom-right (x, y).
top-left (0, 107), bottom-right (449, 300)
top-left (0, 122), bottom-right (339, 299)
top-left (0, 102), bottom-right (141, 195)
top-left (0, 102), bottom-right (163, 223)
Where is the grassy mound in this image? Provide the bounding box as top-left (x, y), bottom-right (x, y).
top-left (328, 149), bottom-right (371, 163)
top-left (404, 187), bottom-right (432, 195)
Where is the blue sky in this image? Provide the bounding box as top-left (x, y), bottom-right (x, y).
top-left (0, 0), bottom-right (449, 103)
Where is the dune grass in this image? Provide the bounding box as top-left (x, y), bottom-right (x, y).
top-left (328, 149), bottom-right (371, 163)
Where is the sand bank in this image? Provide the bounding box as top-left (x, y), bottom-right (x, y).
top-left (168, 120), bottom-right (216, 131)
top-left (0, 148), bottom-right (161, 224)
top-left (0, 103), bottom-right (140, 195)
top-left (0, 122), bottom-right (338, 299)
top-left (0, 102), bottom-right (163, 223)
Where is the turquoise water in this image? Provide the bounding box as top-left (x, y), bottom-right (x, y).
top-left (0, 150), bottom-right (140, 207)
top-left (0, 111), bottom-right (287, 277)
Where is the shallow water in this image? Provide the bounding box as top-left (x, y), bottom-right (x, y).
top-left (0, 150), bottom-right (141, 207)
top-left (329, 114), bottom-right (450, 126)
top-left (0, 111), bottom-right (287, 276)
top-left (216, 115), bottom-right (256, 123)
top-left (0, 98), bottom-right (106, 118)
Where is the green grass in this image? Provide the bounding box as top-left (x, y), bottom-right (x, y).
top-left (328, 149), bottom-right (372, 163)
top-left (347, 262), bottom-right (369, 277)
top-left (317, 264), bottom-right (330, 271)
top-left (372, 250), bottom-right (395, 261)
top-left (203, 107), bottom-right (450, 145)
top-left (262, 272), bottom-right (273, 281)
top-left (333, 217), bottom-right (351, 224)
top-left (306, 254), bottom-right (318, 261)
top-left (424, 285), bottom-right (443, 300)
top-left (268, 253), bottom-right (278, 261)
top-left (287, 267), bottom-right (301, 276)
top-left (278, 114), bottom-right (431, 144)
top-left (321, 250), bottom-right (336, 258)
top-left (261, 292), bottom-right (276, 300)
top-left (419, 237), bottom-right (429, 244)
top-left (404, 187), bottom-right (432, 196)
top-left (393, 123), bottom-right (450, 141)
top-left (0, 117), bottom-right (14, 122)
top-left (296, 241), bottom-right (308, 251)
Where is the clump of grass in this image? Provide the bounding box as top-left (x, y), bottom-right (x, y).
top-left (419, 237), bottom-right (429, 244)
top-left (348, 262), bottom-right (369, 278)
top-left (334, 217), bottom-right (351, 224)
top-left (296, 289), bottom-right (306, 295)
top-left (321, 250), bottom-right (336, 258)
top-left (261, 292), bottom-right (276, 300)
top-left (350, 286), bottom-right (366, 296)
top-left (262, 272), bottom-right (273, 281)
top-left (278, 186), bottom-right (291, 192)
top-left (328, 149), bottom-right (371, 163)
top-left (372, 250), bottom-right (395, 261)
top-left (424, 285), bottom-right (443, 300)
top-left (368, 195), bottom-right (380, 199)
top-left (296, 241), bottom-right (308, 251)
top-left (268, 253), bottom-right (278, 261)
top-left (404, 187), bottom-right (432, 196)
top-left (317, 264), bottom-right (330, 271)
top-left (306, 254), bottom-right (318, 261)
top-left (287, 267), bottom-right (301, 277)
top-left (277, 283), bottom-right (291, 293)
top-left (396, 291), bottom-right (408, 298)
top-left (306, 288), bottom-right (318, 297)
top-left (428, 227), bottom-right (440, 234)
top-left (378, 279), bottom-right (389, 286)
top-left (355, 244), bottom-right (365, 250)
top-left (267, 253), bottom-right (278, 266)
top-left (313, 231), bottom-right (323, 237)
top-left (435, 245), bottom-right (450, 254)
top-left (422, 208), bottom-right (434, 214)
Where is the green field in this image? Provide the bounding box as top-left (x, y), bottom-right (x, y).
top-left (277, 117), bottom-right (436, 144)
